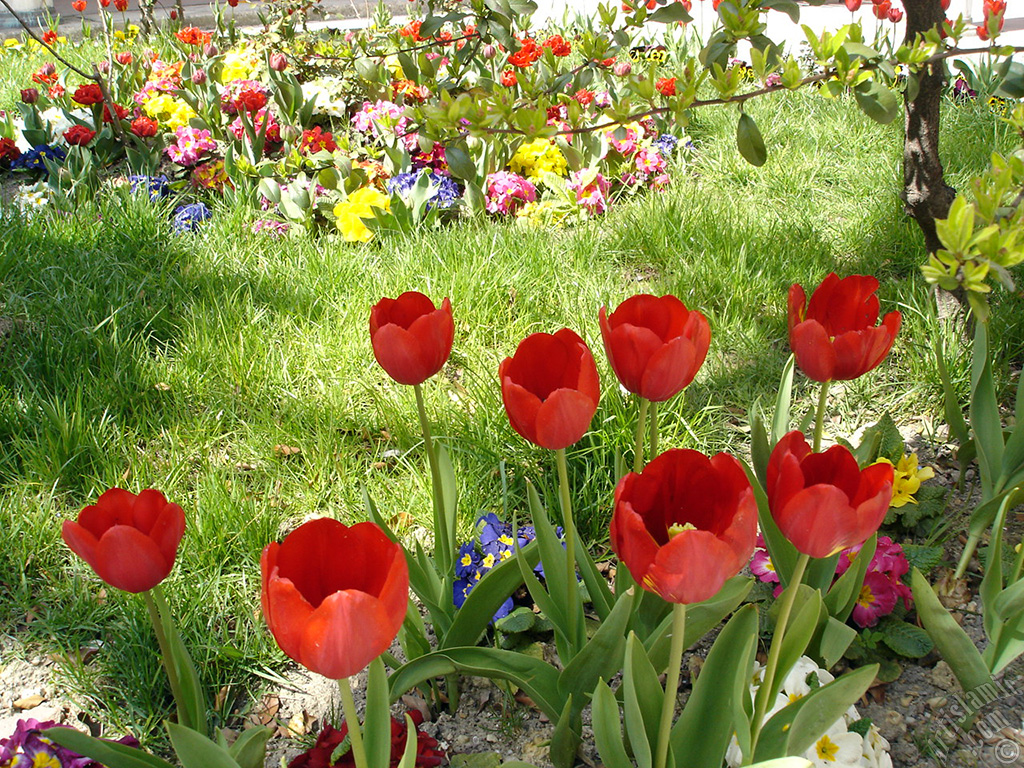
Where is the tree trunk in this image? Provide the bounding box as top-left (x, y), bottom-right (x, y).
top-left (901, 0), bottom-right (956, 254)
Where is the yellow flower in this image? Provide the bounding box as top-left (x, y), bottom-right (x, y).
top-left (143, 94), bottom-right (197, 130)
top-left (875, 453), bottom-right (934, 508)
top-left (510, 138), bottom-right (567, 181)
top-left (333, 187), bottom-right (390, 242)
top-left (221, 47), bottom-right (259, 83)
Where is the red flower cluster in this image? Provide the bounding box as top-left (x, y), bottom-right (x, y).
top-left (870, 0), bottom-right (902, 22)
top-left (392, 79), bottom-right (432, 103)
top-left (542, 34), bottom-right (571, 57)
top-left (0, 137), bottom-right (21, 163)
top-left (573, 88), bottom-right (594, 106)
top-left (63, 125), bottom-right (96, 146)
top-left (32, 65), bottom-right (58, 85)
top-left (508, 36), bottom-right (542, 68)
top-left (400, 19), bottom-right (425, 41)
top-left (655, 77), bottom-right (676, 96)
top-left (42, 30), bottom-right (58, 45)
top-left (72, 83), bottom-right (104, 105)
top-left (62, 488), bottom-right (186, 593)
top-left (175, 26), bottom-right (212, 46)
top-left (288, 711), bottom-right (444, 768)
top-left (115, 51), bottom-right (133, 65)
top-left (131, 116), bottom-right (159, 137)
top-left (234, 88), bottom-right (268, 113)
top-left (978, 0), bottom-right (1006, 40)
top-left (298, 126), bottom-right (337, 155)
top-left (788, 272), bottom-right (900, 383)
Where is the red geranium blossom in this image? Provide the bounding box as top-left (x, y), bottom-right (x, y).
top-left (175, 26), bottom-right (211, 46)
top-left (103, 103), bottom-right (130, 122)
top-left (508, 36), bottom-right (542, 68)
top-left (0, 137), bottom-right (22, 162)
top-left (298, 126), bottom-right (337, 155)
top-left (42, 30), bottom-right (59, 45)
top-left (542, 34), bottom-right (571, 57)
top-left (500, 70), bottom-right (517, 87)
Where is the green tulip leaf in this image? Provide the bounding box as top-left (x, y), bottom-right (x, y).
top-left (574, 531), bottom-right (614, 621)
top-left (993, 577), bottom-right (1024, 620)
top-left (623, 633), bottom-right (661, 768)
top-left (814, 617), bottom-right (857, 670)
top-left (557, 587), bottom-right (632, 711)
top-left (387, 647), bottom-right (562, 721)
top-left (444, 540), bottom-right (539, 648)
top-left (824, 535), bottom-right (876, 622)
top-left (154, 589), bottom-right (207, 735)
top-left (736, 112), bottom-right (767, 167)
top-left (364, 657), bottom-right (392, 768)
top-left (592, 680), bottom-right (634, 768)
top-left (166, 722), bottom-right (241, 768)
top-left (43, 729), bottom-right (174, 768)
top-left (970, 323), bottom-right (1003, 497)
top-left (436, 443), bottom-right (459, 576)
top-left (226, 727), bottom-right (272, 768)
top-left (749, 760), bottom-right (813, 768)
top-left (671, 605), bottom-right (759, 768)
top-left (754, 664), bottom-right (877, 761)
top-left (548, 696), bottom-right (581, 768)
top-left (644, 576), bottom-right (751, 671)
top-left (741, 458), bottom-right (798, 585)
top-left (395, 714), bottom-right (420, 768)
top-left (911, 569), bottom-right (992, 697)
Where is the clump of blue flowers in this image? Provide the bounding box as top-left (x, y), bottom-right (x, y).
top-left (387, 171), bottom-right (461, 212)
top-left (11, 145), bottom-right (66, 175)
top-left (454, 513), bottom-right (562, 622)
top-left (172, 202), bottom-right (212, 233)
top-left (128, 174), bottom-right (170, 200)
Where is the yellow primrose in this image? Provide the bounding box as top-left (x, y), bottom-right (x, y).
top-left (333, 186), bottom-right (390, 242)
top-left (874, 453), bottom-right (935, 508)
top-left (221, 48), bottom-right (259, 83)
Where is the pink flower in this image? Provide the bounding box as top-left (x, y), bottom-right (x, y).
top-left (750, 534), bottom-right (780, 584)
top-left (484, 171), bottom-right (536, 215)
top-left (851, 571), bottom-right (899, 627)
top-left (635, 148), bottom-right (666, 175)
top-left (229, 107), bottom-right (281, 146)
top-left (568, 169), bottom-right (610, 215)
top-left (165, 126), bottom-right (216, 166)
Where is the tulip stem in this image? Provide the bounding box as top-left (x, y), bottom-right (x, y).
top-left (812, 380), bottom-right (831, 453)
top-left (414, 383), bottom-right (450, 579)
top-left (748, 552), bottom-right (810, 763)
top-left (555, 447), bottom-right (580, 654)
top-left (654, 602), bottom-right (686, 768)
top-left (339, 676), bottom-right (369, 768)
top-left (142, 588), bottom-right (188, 729)
top-left (649, 401), bottom-right (659, 459)
top-left (633, 397), bottom-right (650, 474)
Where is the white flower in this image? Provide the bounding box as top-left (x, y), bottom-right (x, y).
top-left (859, 725), bottom-right (893, 768)
top-left (805, 722), bottom-right (863, 767)
top-left (14, 183), bottom-right (51, 219)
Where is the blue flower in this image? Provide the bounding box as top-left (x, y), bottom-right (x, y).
top-left (387, 171), bottom-right (461, 211)
top-left (455, 541), bottom-right (480, 578)
top-left (128, 174), bottom-right (170, 200)
top-left (11, 144), bottom-right (66, 174)
top-left (172, 202), bottom-right (212, 233)
top-left (493, 597), bottom-right (514, 622)
top-left (453, 574), bottom-right (479, 609)
top-left (653, 134), bottom-right (678, 155)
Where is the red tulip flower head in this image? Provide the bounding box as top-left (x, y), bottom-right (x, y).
top-left (599, 294), bottom-right (711, 402)
top-left (499, 329), bottom-right (600, 450)
top-left (369, 292), bottom-right (454, 386)
top-left (611, 449), bottom-right (757, 604)
top-left (788, 273), bottom-right (901, 383)
top-left (766, 431), bottom-right (894, 558)
top-left (62, 488), bottom-right (185, 593)
top-left (261, 519), bottom-right (409, 680)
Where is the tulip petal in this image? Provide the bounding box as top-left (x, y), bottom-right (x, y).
top-left (500, 377), bottom-right (543, 445)
top-left (605, 323), bottom-right (663, 394)
top-left (264, 569), bottom-right (316, 663)
top-left (775, 485), bottom-right (858, 558)
top-left (406, 306), bottom-right (454, 380)
top-left (372, 324), bottom-right (430, 386)
top-left (300, 589), bottom-right (399, 679)
top-left (132, 488), bottom-right (170, 534)
top-left (800, 445), bottom-right (862, 499)
top-left (787, 283), bottom-right (807, 333)
top-left (646, 529), bottom-right (739, 604)
top-left (78, 488), bottom-right (137, 536)
top-left (790, 320), bottom-right (836, 382)
top-left (148, 502), bottom-right (186, 567)
top-left (504, 333), bottom-right (574, 399)
top-left (639, 335), bottom-right (698, 402)
top-left (62, 520), bottom-right (100, 571)
top-left (535, 387), bottom-right (597, 450)
top-left (93, 525), bottom-right (172, 592)
top-left (610, 496), bottom-right (660, 585)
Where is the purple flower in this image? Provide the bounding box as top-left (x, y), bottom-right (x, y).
top-left (128, 174), bottom-right (170, 200)
top-left (0, 719), bottom-right (139, 768)
top-left (252, 219), bottom-right (290, 237)
top-left (173, 202), bottom-right (212, 233)
top-left (386, 171), bottom-right (460, 211)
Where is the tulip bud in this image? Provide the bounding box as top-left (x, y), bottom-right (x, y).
top-left (191, 68), bottom-right (207, 84)
top-left (613, 60), bottom-right (632, 77)
top-left (482, 43), bottom-right (497, 59)
top-left (39, 62), bottom-right (56, 77)
top-left (887, 6), bottom-right (903, 22)
top-left (279, 124), bottom-right (300, 143)
top-left (95, 60), bottom-right (110, 73)
top-left (204, 42), bottom-right (218, 57)
top-left (115, 51), bottom-right (133, 65)
top-left (21, 88), bottom-right (39, 104)
top-left (169, 8), bottom-right (177, 19)
top-left (269, 52), bottom-right (288, 71)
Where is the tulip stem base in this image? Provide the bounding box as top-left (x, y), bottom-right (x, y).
top-left (633, 397), bottom-right (650, 474)
top-left (555, 447), bottom-right (581, 654)
top-left (339, 676), bottom-right (368, 768)
top-left (142, 588), bottom-right (188, 730)
top-left (655, 602), bottom-right (686, 768)
top-left (749, 552), bottom-right (810, 762)
top-left (813, 380), bottom-right (830, 453)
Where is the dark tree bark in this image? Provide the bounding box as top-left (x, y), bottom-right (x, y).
top-left (901, 0), bottom-right (956, 254)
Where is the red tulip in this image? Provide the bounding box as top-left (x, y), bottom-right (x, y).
top-left (261, 519), bottom-right (408, 680)
top-left (872, 0), bottom-right (891, 20)
top-left (766, 431), bottom-right (893, 558)
top-left (369, 292), bottom-right (454, 386)
top-left (610, 448), bottom-right (757, 604)
top-left (499, 329), bottom-right (600, 450)
top-left (844, 0), bottom-right (862, 10)
top-left (787, 273), bottom-right (901, 383)
top-left (62, 488), bottom-right (185, 593)
top-left (63, 125), bottom-right (96, 146)
top-left (599, 294), bottom-right (710, 402)
top-left (887, 6), bottom-right (903, 22)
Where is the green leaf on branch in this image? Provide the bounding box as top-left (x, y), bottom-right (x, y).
top-left (995, 61), bottom-right (1024, 100)
top-left (760, 0), bottom-right (799, 23)
top-left (736, 112), bottom-right (767, 167)
top-left (853, 80), bottom-right (899, 125)
top-left (649, 1), bottom-right (691, 23)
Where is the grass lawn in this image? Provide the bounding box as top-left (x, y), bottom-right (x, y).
top-left (1, 48), bottom-right (1022, 741)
